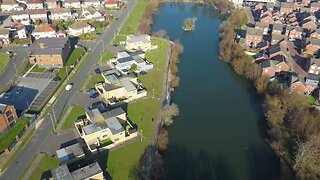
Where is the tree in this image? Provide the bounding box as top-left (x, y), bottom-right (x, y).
top-left (162, 103), bottom-right (179, 126)
top-left (157, 128), bottom-right (169, 151)
top-left (254, 75), bottom-right (269, 93)
top-left (129, 64), bottom-right (138, 72)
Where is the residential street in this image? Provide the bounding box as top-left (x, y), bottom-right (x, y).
top-left (0, 0), bottom-right (137, 179)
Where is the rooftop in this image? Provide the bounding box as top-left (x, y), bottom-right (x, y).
top-left (127, 34), bottom-right (150, 44)
top-left (33, 48), bottom-right (63, 55)
top-left (121, 79), bottom-right (137, 92)
top-left (51, 164), bottom-right (73, 180)
top-left (0, 103), bottom-right (7, 114)
top-left (33, 24), bottom-right (55, 33)
top-left (70, 162), bottom-right (102, 180)
top-left (105, 117), bottom-right (125, 135)
top-left (56, 143), bottom-right (84, 163)
top-left (69, 21), bottom-right (90, 30)
top-left (246, 27), bottom-right (264, 36)
top-left (51, 8), bottom-right (71, 14)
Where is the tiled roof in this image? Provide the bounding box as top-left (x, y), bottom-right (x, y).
top-left (34, 24), bottom-right (55, 32)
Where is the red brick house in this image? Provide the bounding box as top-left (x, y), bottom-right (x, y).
top-left (287, 26), bottom-right (303, 39)
top-left (306, 58), bottom-right (320, 75)
top-left (261, 56), bottom-right (289, 78)
top-left (272, 23), bottom-right (284, 35)
top-left (260, 14), bottom-right (274, 25)
top-left (0, 104), bottom-right (18, 132)
top-left (310, 29), bottom-right (320, 40)
top-left (305, 38), bottom-right (320, 55)
top-left (290, 75), bottom-right (308, 94)
top-left (245, 27), bottom-right (264, 47)
top-left (280, 2), bottom-right (294, 15)
top-left (302, 19), bottom-right (317, 30)
top-left (310, 2), bottom-right (320, 13)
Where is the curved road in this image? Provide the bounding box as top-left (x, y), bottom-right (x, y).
top-left (0, 0), bottom-right (137, 179)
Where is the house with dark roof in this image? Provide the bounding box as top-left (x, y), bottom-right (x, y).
top-left (305, 57), bottom-right (320, 75)
top-left (310, 2), bottom-right (320, 13)
top-left (305, 73), bottom-right (319, 94)
top-left (245, 27), bottom-right (264, 47)
top-left (301, 18), bottom-right (317, 30)
top-left (261, 55), bottom-right (289, 78)
top-left (271, 34), bottom-right (286, 45)
top-left (0, 103), bottom-right (18, 133)
top-left (56, 143), bottom-right (85, 164)
top-left (272, 23), bottom-right (284, 35)
top-left (305, 38), bottom-right (320, 55)
top-left (280, 2), bottom-right (294, 15)
top-left (74, 107), bottom-right (137, 151)
top-left (310, 29), bottom-right (320, 40)
top-left (268, 44), bottom-right (287, 58)
top-left (290, 74), bottom-right (308, 94)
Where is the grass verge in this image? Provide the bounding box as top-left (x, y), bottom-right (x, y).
top-left (0, 52), bottom-right (10, 73)
top-left (61, 105), bottom-right (86, 130)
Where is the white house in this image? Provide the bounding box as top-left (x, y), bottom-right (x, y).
top-left (49, 8), bottom-right (72, 20)
top-left (0, 0), bottom-right (23, 11)
top-left (122, 34), bottom-right (157, 52)
top-left (82, 0), bottom-right (100, 8)
top-left (16, 24), bottom-right (27, 39)
top-left (29, 9), bottom-right (48, 21)
top-left (46, 0), bottom-right (59, 9)
top-left (68, 21), bottom-right (95, 36)
top-left (11, 11), bottom-right (30, 25)
top-left (27, 0), bottom-right (44, 9)
top-left (0, 29), bottom-right (10, 44)
top-left (104, 0), bottom-right (118, 9)
top-left (32, 24), bottom-right (56, 39)
top-left (81, 6), bottom-right (104, 21)
top-left (63, 0), bottom-right (81, 8)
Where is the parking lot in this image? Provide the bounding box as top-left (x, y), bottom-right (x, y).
top-left (29, 80), bottom-right (59, 110)
top-left (24, 70), bottom-right (57, 79)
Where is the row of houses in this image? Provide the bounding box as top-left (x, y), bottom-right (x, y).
top-left (0, 0), bottom-right (120, 12)
top-left (240, 0), bottom-right (320, 100)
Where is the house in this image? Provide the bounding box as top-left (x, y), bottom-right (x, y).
top-left (245, 27), bottom-right (264, 47)
top-left (49, 8), bottom-right (72, 20)
top-left (260, 14), bottom-right (274, 25)
top-left (11, 11), bottom-right (30, 25)
top-left (290, 74), bottom-right (308, 94)
top-left (255, 23), bottom-right (269, 35)
top-left (82, 0), bottom-right (101, 8)
top-left (305, 74), bottom-right (319, 94)
top-left (30, 38), bottom-right (71, 68)
top-left (287, 26), bottom-right (303, 40)
top-left (0, 29), bottom-right (10, 44)
top-left (0, 0), bottom-right (22, 11)
top-left (301, 0), bottom-right (311, 7)
top-left (96, 74), bottom-right (147, 105)
top-left (305, 38), bottom-right (320, 55)
top-left (310, 2), bottom-right (320, 13)
top-left (68, 21), bottom-right (95, 36)
top-left (121, 34), bottom-right (157, 52)
top-left (310, 29), bottom-right (320, 40)
top-left (272, 23), bottom-right (284, 35)
top-left (32, 24), bottom-right (56, 39)
top-left (305, 58), bottom-right (320, 75)
top-left (63, 0), bottom-right (81, 8)
top-left (271, 34), bottom-right (286, 45)
top-left (280, 2), bottom-right (294, 15)
top-left (74, 107), bottom-right (137, 151)
top-left (26, 0), bottom-right (44, 9)
top-left (29, 9), bottom-right (48, 22)
top-left (56, 30), bottom-right (66, 37)
top-left (0, 103), bottom-right (18, 133)
top-left (16, 24), bottom-right (27, 39)
top-left (261, 55), bottom-right (289, 78)
top-left (81, 6), bottom-right (103, 21)
top-left (110, 51), bottom-right (153, 75)
top-left (51, 163), bottom-right (103, 180)
top-left (56, 143), bottom-right (84, 164)
top-left (46, 0), bottom-right (59, 9)
top-left (301, 19), bottom-right (317, 30)
top-left (104, 0), bottom-right (119, 9)
top-left (268, 44), bottom-right (287, 59)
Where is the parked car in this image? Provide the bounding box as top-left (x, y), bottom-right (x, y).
top-left (53, 77), bottom-right (61, 81)
top-left (23, 44), bottom-right (29, 47)
top-left (4, 92), bottom-right (11, 99)
top-left (90, 92), bottom-right (99, 99)
top-left (16, 87), bottom-right (22, 94)
top-left (95, 68), bottom-right (101, 74)
top-left (86, 88), bottom-right (95, 94)
top-left (65, 83), bottom-right (73, 91)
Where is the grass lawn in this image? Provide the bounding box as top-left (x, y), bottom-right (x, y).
top-left (85, 74), bottom-right (105, 89)
top-left (119, 0), bottom-right (148, 35)
top-left (103, 52), bottom-right (116, 62)
top-left (26, 153), bottom-right (59, 180)
top-left (106, 38), bottom-right (169, 180)
top-left (0, 52), bottom-right (10, 73)
top-left (307, 96), bottom-right (319, 106)
top-left (30, 65), bottom-right (46, 73)
top-left (61, 105), bottom-right (86, 130)
top-left (65, 48), bottom-right (85, 67)
top-left (100, 138), bottom-right (113, 147)
top-left (0, 116), bottom-right (31, 153)
top-left (113, 35), bottom-right (126, 44)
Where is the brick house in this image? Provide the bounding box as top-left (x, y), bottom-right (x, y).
top-left (260, 14), bottom-right (274, 25)
top-left (46, 0), bottom-right (59, 9)
top-left (0, 29), bottom-right (10, 44)
top-left (255, 22), bottom-right (269, 35)
top-left (261, 55), bottom-right (289, 78)
top-left (305, 38), bottom-right (320, 55)
top-left (290, 74), bottom-right (308, 94)
top-left (280, 2), bottom-right (294, 15)
top-left (268, 44), bottom-right (287, 58)
top-left (301, 19), bottom-right (317, 30)
top-left (31, 38), bottom-right (71, 68)
top-left (245, 27), bottom-right (264, 47)
top-left (0, 104), bottom-right (18, 133)
top-left (310, 29), bottom-right (320, 40)
top-left (272, 23), bottom-right (284, 35)
top-left (287, 26), bottom-right (303, 40)
top-left (305, 58), bottom-right (320, 75)
top-left (310, 2), bottom-right (320, 13)
top-left (271, 34), bottom-right (286, 45)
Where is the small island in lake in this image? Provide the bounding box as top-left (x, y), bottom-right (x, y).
top-left (182, 17), bottom-right (196, 31)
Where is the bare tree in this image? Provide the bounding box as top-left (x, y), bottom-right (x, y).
top-left (162, 103), bottom-right (179, 126)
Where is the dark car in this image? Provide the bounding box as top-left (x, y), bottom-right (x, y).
top-left (16, 87), bottom-right (22, 94)
top-left (90, 92), bottom-right (99, 99)
top-left (53, 77), bottom-right (61, 81)
top-left (4, 92), bottom-right (11, 99)
top-left (86, 88), bottom-right (95, 94)
top-left (95, 68), bottom-right (101, 74)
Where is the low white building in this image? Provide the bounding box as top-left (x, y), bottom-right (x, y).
top-left (121, 34), bottom-right (157, 52)
top-left (82, 0), bottom-right (100, 8)
top-left (63, 0), bottom-right (81, 8)
top-left (0, 0), bottom-right (23, 11)
top-left (49, 8), bottom-right (72, 20)
top-left (68, 21), bottom-right (95, 36)
top-left (104, 0), bottom-right (119, 9)
top-left (46, 0), bottom-right (59, 9)
top-left (16, 24), bottom-right (27, 39)
top-left (32, 24), bottom-right (56, 39)
top-left (27, 0), bottom-right (44, 9)
top-left (29, 9), bottom-right (48, 21)
top-left (0, 29), bottom-right (10, 44)
top-left (81, 6), bottom-right (104, 21)
top-left (11, 11), bottom-right (30, 25)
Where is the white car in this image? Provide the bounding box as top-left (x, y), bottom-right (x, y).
top-left (65, 84), bottom-right (73, 91)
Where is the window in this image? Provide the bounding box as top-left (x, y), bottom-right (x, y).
top-left (5, 110), bottom-right (12, 117)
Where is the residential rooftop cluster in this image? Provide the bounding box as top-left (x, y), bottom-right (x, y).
top-left (238, 0), bottom-right (320, 101)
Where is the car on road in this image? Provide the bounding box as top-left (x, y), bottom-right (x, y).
top-left (53, 77), bottom-right (61, 81)
top-left (4, 92), bottom-right (12, 99)
top-left (90, 92), bottom-right (99, 99)
top-left (86, 88), bottom-right (95, 94)
top-left (23, 44), bottom-right (29, 47)
top-left (16, 87), bottom-right (22, 94)
top-left (95, 68), bottom-right (101, 74)
top-left (65, 83), bottom-right (73, 91)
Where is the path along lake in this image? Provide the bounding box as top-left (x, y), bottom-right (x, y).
top-left (152, 3), bottom-right (280, 180)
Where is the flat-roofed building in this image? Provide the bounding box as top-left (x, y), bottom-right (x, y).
top-left (56, 143), bottom-right (85, 164)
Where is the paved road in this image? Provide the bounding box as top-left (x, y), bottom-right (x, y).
top-left (0, 0), bottom-right (137, 179)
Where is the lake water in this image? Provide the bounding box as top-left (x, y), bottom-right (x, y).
top-left (152, 3), bottom-right (280, 180)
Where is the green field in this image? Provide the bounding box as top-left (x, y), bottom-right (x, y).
top-left (106, 38), bottom-right (169, 179)
top-left (113, 35), bottom-right (126, 44)
top-left (61, 105), bottom-right (86, 130)
top-left (0, 116), bottom-right (31, 153)
top-left (0, 52), bottom-right (10, 73)
top-left (65, 48), bottom-right (85, 66)
top-left (30, 66), bottom-right (46, 72)
top-left (25, 153), bottom-right (59, 180)
top-left (119, 0), bottom-right (148, 35)
top-left (103, 52), bottom-right (116, 62)
top-left (85, 74), bottom-right (105, 89)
